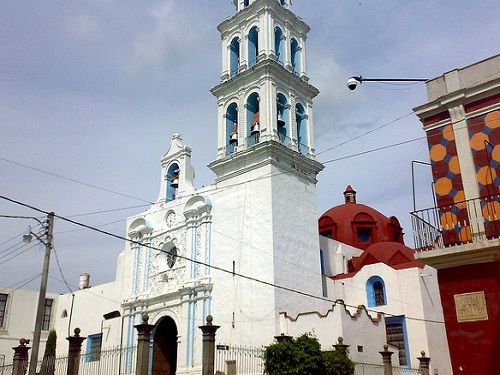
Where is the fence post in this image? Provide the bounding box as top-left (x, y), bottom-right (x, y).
top-left (334, 337), bottom-right (349, 355)
top-left (379, 345), bottom-right (394, 375)
top-left (226, 359), bottom-right (236, 375)
top-left (134, 314), bottom-right (155, 375)
top-left (199, 315), bottom-right (220, 375)
top-left (12, 338), bottom-right (30, 375)
top-left (66, 328), bottom-right (86, 375)
top-left (417, 351), bottom-right (431, 375)
top-left (274, 334), bottom-right (293, 343)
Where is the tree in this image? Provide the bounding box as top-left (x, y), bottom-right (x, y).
top-left (39, 330), bottom-right (57, 375)
top-left (264, 334), bottom-right (355, 375)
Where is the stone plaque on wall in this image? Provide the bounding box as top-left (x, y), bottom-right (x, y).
top-left (454, 291), bottom-right (488, 322)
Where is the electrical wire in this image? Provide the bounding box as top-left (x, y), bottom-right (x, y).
top-left (52, 244), bottom-right (73, 293)
top-left (0, 242), bottom-right (40, 266)
top-left (0, 156), bottom-right (154, 204)
top-left (0, 194), bottom-right (445, 324)
top-left (316, 112), bottom-right (415, 156)
top-left (4, 273), bottom-right (42, 291)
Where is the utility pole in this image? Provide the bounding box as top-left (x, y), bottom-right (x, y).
top-left (28, 212), bottom-right (54, 375)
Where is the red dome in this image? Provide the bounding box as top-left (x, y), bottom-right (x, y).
top-left (319, 186), bottom-right (404, 250)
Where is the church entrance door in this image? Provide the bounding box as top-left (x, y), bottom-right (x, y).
top-left (151, 316), bottom-right (178, 375)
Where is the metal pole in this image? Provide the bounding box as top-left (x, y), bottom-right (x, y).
top-left (28, 212), bottom-right (54, 375)
top-left (411, 160), bottom-right (432, 212)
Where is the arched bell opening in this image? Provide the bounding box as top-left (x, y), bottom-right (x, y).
top-left (274, 26), bottom-right (284, 65)
top-left (151, 316), bottom-right (178, 375)
top-left (295, 103), bottom-right (308, 154)
top-left (229, 37), bottom-right (240, 77)
top-left (248, 26), bottom-right (259, 67)
top-left (246, 92), bottom-right (260, 146)
top-left (166, 163), bottom-right (180, 202)
top-left (291, 38), bottom-right (302, 75)
top-left (276, 93), bottom-right (289, 144)
top-left (226, 102), bottom-right (239, 155)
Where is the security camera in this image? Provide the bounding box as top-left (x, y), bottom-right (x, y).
top-left (347, 77), bottom-right (361, 90)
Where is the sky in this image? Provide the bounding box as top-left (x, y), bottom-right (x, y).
top-left (0, 0), bottom-right (498, 293)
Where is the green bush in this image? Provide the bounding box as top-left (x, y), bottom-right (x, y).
top-left (264, 334), bottom-right (354, 375)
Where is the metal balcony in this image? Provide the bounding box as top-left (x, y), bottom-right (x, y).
top-left (411, 193), bottom-right (500, 252)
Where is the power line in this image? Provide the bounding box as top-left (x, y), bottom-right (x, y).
top-left (0, 156), bottom-right (154, 204)
top-left (0, 242), bottom-right (40, 266)
top-left (4, 273), bottom-right (42, 291)
top-left (316, 112), bottom-right (415, 156)
top-left (0, 194), bottom-right (445, 324)
top-left (52, 244), bottom-right (73, 293)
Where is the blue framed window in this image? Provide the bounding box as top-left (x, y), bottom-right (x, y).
top-left (385, 316), bottom-right (410, 367)
top-left (86, 333), bottom-right (102, 362)
top-left (366, 276), bottom-right (386, 307)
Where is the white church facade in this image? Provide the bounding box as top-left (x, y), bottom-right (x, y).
top-left (1, 1), bottom-right (452, 375)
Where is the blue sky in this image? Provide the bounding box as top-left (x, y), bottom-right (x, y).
top-left (0, 0), bottom-right (498, 292)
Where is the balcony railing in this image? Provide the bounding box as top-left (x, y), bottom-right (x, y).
top-left (411, 193), bottom-right (500, 252)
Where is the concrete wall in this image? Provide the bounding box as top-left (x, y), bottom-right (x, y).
top-left (279, 301), bottom-right (386, 364)
top-left (0, 287), bottom-right (59, 364)
top-left (326, 264), bottom-right (451, 375)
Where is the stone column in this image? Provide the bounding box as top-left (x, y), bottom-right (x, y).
top-left (226, 359), bottom-right (237, 375)
top-left (417, 351), bottom-right (431, 375)
top-left (379, 345), bottom-right (394, 375)
top-left (274, 334), bottom-right (292, 343)
top-left (199, 315), bottom-right (220, 375)
top-left (66, 328), bottom-right (86, 375)
top-left (12, 338), bottom-right (30, 375)
top-left (334, 337), bottom-right (349, 355)
top-left (134, 314), bottom-right (155, 375)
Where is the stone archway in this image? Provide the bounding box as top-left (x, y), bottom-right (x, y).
top-left (151, 316), bottom-right (178, 375)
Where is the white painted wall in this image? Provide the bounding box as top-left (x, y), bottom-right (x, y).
top-left (0, 287), bottom-right (59, 364)
top-left (325, 263), bottom-right (452, 375)
top-left (279, 301), bottom-right (386, 364)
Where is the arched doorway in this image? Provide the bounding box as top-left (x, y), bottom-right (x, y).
top-left (151, 316), bottom-right (178, 375)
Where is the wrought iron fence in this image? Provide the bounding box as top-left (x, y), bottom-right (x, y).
top-left (393, 366), bottom-right (423, 375)
top-left (411, 193), bottom-right (500, 251)
top-left (0, 364), bottom-right (13, 375)
top-left (355, 363), bottom-right (422, 375)
top-left (0, 346), bottom-right (138, 375)
top-left (215, 344), bottom-right (265, 375)
top-left (354, 362), bottom-right (385, 375)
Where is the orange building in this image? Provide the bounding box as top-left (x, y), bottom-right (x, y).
top-left (412, 54), bottom-right (500, 375)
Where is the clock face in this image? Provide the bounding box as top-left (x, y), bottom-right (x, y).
top-left (166, 212), bottom-right (176, 228)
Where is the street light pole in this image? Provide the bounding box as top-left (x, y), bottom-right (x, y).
top-left (28, 212), bottom-right (54, 375)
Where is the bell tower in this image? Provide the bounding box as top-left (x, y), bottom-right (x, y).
top-left (210, 0), bottom-right (320, 166)
top-left (208, 0), bottom-right (325, 321)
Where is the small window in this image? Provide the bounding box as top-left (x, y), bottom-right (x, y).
top-left (0, 294), bottom-right (8, 328)
top-left (86, 334), bottom-right (102, 362)
top-left (366, 276), bottom-right (386, 307)
top-left (61, 310), bottom-right (68, 318)
top-left (357, 346), bottom-right (364, 353)
top-left (42, 299), bottom-right (53, 331)
top-left (357, 228), bottom-right (372, 243)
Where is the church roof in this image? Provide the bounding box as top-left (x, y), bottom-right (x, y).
top-left (332, 242), bottom-right (425, 280)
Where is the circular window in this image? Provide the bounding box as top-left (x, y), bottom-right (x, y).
top-left (166, 247), bottom-right (177, 268)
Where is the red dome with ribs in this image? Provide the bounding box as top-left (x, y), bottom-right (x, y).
top-left (318, 186), bottom-right (404, 250)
